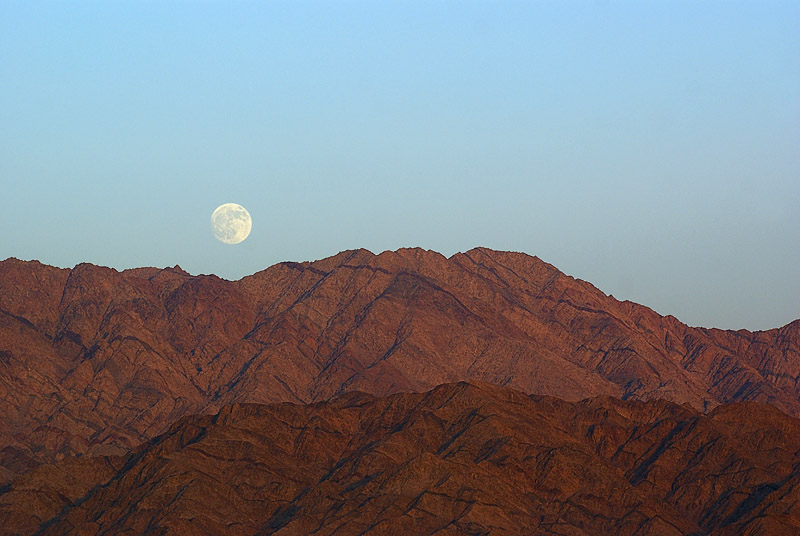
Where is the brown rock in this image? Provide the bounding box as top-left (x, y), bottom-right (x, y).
top-left (1, 382), bottom-right (798, 535)
top-left (0, 249), bottom-right (798, 484)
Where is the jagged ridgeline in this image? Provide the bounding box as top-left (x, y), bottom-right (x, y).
top-left (1, 248), bottom-right (798, 485)
top-left (0, 249), bottom-right (798, 533)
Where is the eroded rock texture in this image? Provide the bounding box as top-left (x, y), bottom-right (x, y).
top-left (1, 382), bottom-right (798, 535)
top-left (0, 248), bottom-right (798, 486)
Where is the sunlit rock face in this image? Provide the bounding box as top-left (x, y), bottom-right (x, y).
top-left (0, 248), bottom-right (798, 487)
top-left (2, 382), bottom-right (799, 535)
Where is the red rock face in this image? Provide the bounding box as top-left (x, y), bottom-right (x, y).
top-left (0, 248), bottom-right (798, 486)
top-left (1, 382), bottom-right (798, 535)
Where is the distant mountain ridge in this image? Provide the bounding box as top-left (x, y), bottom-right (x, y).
top-left (0, 248), bottom-right (798, 485)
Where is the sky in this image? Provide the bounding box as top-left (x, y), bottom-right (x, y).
top-left (1, 1), bottom-right (798, 331)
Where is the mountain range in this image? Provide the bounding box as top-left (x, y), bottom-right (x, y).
top-left (3, 381), bottom-right (799, 535)
top-left (0, 248), bottom-right (798, 534)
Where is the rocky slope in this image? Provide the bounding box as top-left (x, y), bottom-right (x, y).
top-left (1, 382), bottom-right (798, 535)
top-left (0, 248), bottom-right (798, 484)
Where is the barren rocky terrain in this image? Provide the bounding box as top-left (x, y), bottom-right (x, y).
top-left (1, 382), bottom-right (798, 535)
top-left (1, 248), bottom-right (799, 534)
top-left (1, 248), bottom-right (798, 486)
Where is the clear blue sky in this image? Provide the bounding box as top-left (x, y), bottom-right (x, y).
top-left (2, 1), bottom-right (798, 330)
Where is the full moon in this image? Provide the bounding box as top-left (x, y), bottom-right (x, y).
top-left (210, 203), bottom-right (252, 244)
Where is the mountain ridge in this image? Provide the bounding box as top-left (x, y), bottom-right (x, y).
top-left (1, 381), bottom-right (798, 535)
top-left (0, 247), bottom-right (798, 486)
top-left (4, 248), bottom-right (795, 330)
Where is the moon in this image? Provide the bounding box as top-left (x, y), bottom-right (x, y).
top-left (210, 203), bottom-right (252, 244)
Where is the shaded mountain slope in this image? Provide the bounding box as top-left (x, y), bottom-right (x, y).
top-left (1, 382), bottom-right (799, 535)
top-left (0, 248), bottom-right (798, 484)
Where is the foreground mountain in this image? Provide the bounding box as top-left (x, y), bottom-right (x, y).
top-left (0, 248), bottom-right (798, 484)
top-left (1, 382), bottom-right (799, 535)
